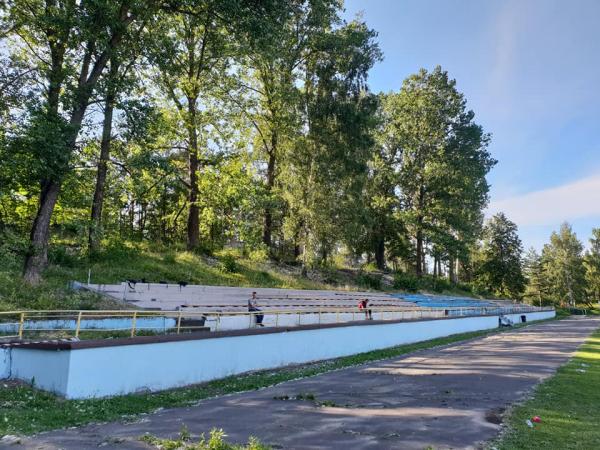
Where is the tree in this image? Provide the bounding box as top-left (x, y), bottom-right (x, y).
top-left (385, 67), bottom-right (495, 276)
top-left (282, 19), bottom-right (381, 268)
top-left (473, 213), bottom-right (525, 299)
top-left (151, 8), bottom-right (232, 251)
top-left (234, 0), bottom-right (341, 251)
top-left (542, 222), bottom-right (586, 306)
top-left (357, 93), bottom-right (404, 270)
top-left (584, 228), bottom-right (600, 304)
top-left (523, 247), bottom-right (546, 306)
top-left (5, 0), bottom-right (161, 283)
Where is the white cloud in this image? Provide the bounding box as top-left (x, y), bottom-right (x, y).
top-left (487, 173), bottom-right (600, 226)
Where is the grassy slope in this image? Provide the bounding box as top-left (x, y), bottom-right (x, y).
top-left (0, 241), bottom-right (481, 312)
top-left (497, 327), bottom-right (600, 449)
top-left (0, 324), bottom-right (545, 437)
top-left (0, 242), bottom-right (345, 311)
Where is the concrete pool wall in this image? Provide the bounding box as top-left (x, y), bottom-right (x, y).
top-left (1, 309), bottom-right (556, 399)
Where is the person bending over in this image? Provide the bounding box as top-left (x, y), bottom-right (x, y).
top-left (358, 299), bottom-right (373, 320)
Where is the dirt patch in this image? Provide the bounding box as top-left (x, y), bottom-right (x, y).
top-left (485, 407), bottom-right (506, 425)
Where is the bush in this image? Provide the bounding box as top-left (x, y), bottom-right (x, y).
top-left (357, 272), bottom-right (382, 290)
top-left (217, 253), bottom-right (239, 273)
top-left (418, 275), bottom-right (453, 293)
top-left (248, 245), bottom-right (269, 263)
top-left (393, 272), bottom-right (419, 291)
top-left (48, 245), bottom-right (79, 268)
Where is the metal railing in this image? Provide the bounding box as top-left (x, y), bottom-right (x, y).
top-left (0, 305), bottom-right (553, 341)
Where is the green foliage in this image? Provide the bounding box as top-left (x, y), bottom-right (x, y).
top-left (356, 272), bottom-right (382, 290)
top-left (584, 228), bottom-right (600, 304)
top-left (217, 253), bottom-right (240, 274)
top-left (523, 247), bottom-right (548, 306)
top-left (541, 223), bottom-right (587, 306)
top-left (393, 272), bottom-right (476, 296)
top-left (393, 272), bottom-right (419, 292)
top-left (4, 0), bottom-right (591, 301)
top-left (141, 428), bottom-right (270, 450)
top-left (379, 66), bottom-right (495, 276)
top-left (473, 213), bottom-right (526, 300)
top-left (0, 240), bottom-right (352, 311)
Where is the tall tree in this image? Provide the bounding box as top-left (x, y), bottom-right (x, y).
top-left (473, 213), bottom-right (525, 299)
top-left (358, 92), bottom-right (407, 270)
top-left (229, 0), bottom-right (342, 251)
top-left (151, 8), bottom-right (231, 251)
top-left (387, 67), bottom-right (495, 276)
top-left (5, 0), bottom-right (159, 283)
top-left (88, 56), bottom-right (121, 253)
top-left (283, 19), bottom-right (381, 267)
top-left (584, 228), bottom-right (600, 304)
top-left (523, 247), bottom-right (546, 306)
top-left (542, 222), bottom-right (586, 306)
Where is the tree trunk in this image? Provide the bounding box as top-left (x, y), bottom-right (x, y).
top-left (415, 227), bottom-right (423, 277)
top-left (186, 97), bottom-right (200, 251)
top-left (454, 258), bottom-right (460, 283)
top-left (22, 5), bottom-right (133, 283)
top-left (23, 180), bottom-right (61, 283)
top-left (24, 102), bottom-right (87, 282)
top-left (375, 235), bottom-right (385, 270)
top-left (262, 133), bottom-right (277, 248)
top-left (89, 61), bottom-right (118, 253)
top-left (433, 256), bottom-right (438, 277)
top-left (415, 185), bottom-right (425, 277)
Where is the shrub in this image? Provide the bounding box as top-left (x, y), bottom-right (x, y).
top-left (357, 272), bottom-right (382, 290)
top-left (140, 428), bottom-right (270, 450)
top-left (0, 231), bottom-right (26, 272)
top-left (393, 272), bottom-right (419, 291)
top-left (48, 245), bottom-right (79, 268)
top-left (217, 253), bottom-right (239, 273)
top-left (248, 245), bottom-right (269, 263)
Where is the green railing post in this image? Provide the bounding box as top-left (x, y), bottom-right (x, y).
top-left (176, 311), bottom-right (182, 334)
top-left (130, 311), bottom-right (138, 337)
top-left (75, 311), bottom-right (83, 338)
top-left (18, 312), bottom-right (25, 339)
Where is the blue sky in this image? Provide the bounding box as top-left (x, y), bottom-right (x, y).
top-left (343, 0), bottom-right (600, 251)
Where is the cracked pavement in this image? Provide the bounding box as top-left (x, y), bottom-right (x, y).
top-left (9, 316), bottom-right (599, 450)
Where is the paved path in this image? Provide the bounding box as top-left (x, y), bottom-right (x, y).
top-left (12, 317), bottom-right (599, 450)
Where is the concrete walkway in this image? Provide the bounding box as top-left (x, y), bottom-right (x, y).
top-left (11, 317), bottom-right (599, 450)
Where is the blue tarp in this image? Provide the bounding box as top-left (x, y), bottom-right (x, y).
top-left (392, 293), bottom-right (496, 308)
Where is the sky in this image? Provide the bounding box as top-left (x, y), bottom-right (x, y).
top-left (343, 0), bottom-right (600, 251)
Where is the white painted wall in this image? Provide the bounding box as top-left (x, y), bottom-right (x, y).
top-left (9, 349), bottom-right (70, 395)
top-left (504, 310), bottom-right (555, 325)
top-left (4, 310), bottom-right (556, 398)
top-left (65, 315), bottom-right (499, 398)
top-left (0, 348), bottom-right (10, 379)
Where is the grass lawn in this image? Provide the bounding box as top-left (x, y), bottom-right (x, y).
top-left (0, 323), bottom-right (544, 437)
top-left (496, 328), bottom-right (600, 449)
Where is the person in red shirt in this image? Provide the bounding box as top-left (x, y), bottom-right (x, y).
top-left (358, 299), bottom-right (372, 320)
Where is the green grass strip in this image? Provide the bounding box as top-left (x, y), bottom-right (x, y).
top-left (496, 327), bottom-right (600, 449)
top-left (0, 319), bottom-right (554, 437)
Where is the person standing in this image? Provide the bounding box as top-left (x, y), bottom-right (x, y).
top-left (248, 291), bottom-right (264, 326)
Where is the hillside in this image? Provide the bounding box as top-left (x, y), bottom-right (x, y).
top-left (0, 241), bottom-right (368, 311)
top-left (0, 241), bottom-right (478, 311)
